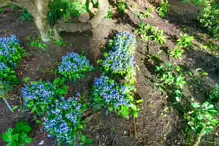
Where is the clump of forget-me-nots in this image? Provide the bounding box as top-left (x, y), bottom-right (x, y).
top-left (22, 81), bottom-right (57, 116)
top-left (99, 32), bottom-right (136, 82)
top-left (0, 35), bottom-right (24, 86)
top-left (44, 95), bottom-right (87, 144)
top-left (58, 52), bottom-right (93, 82)
top-left (22, 79), bottom-right (90, 145)
top-left (0, 35), bottom-right (24, 68)
top-left (92, 76), bottom-right (139, 118)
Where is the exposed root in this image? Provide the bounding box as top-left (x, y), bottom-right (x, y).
top-left (54, 0), bottom-right (109, 40)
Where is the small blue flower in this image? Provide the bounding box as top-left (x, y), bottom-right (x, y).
top-left (58, 52), bottom-right (93, 81)
top-left (102, 32), bottom-right (136, 77)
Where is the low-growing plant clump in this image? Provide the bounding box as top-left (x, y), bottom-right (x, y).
top-left (155, 62), bottom-right (187, 102)
top-left (2, 121), bottom-right (33, 146)
top-left (170, 33), bottom-right (194, 59)
top-left (158, 0), bottom-right (169, 18)
top-left (92, 76), bottom-right (139, 118)
top-left (136, 23), bottom-right (166, 45)
top-left (22, 78), bottom-right (91, 145)
top-left (99, 32), bottom-right (136, 82)
top-left (96, 32), bottom-right (142, 119)
top-left (58, 52), bottom-right (93, 82)
top-left (0, 35), bottom-right (25, 111)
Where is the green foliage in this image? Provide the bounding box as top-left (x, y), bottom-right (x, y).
top-left (209, 84), bottom-right (219, 110)
top-left (169, 48), bottom-right (184, 59)
top-left (177, 33), bottom-right (194, 48)
top-left (137, 11), bottom-right (153, 19)
top-left (185, 101), bottom-right (219, 136)
top-left (0, 65), bottom-right (19, 85)
top-left (106, 7), bottom-right (114, 19)
top-left (21, 9), bottom-right (33, 22)
top-left (92, 76), bottom-right (140, 119)
top-left (30, 40), bottom-right (48, 50)
top-left (48, 0), bottom-right (87, 26)
top-left (158, 0), bottom-right (169, 18)
top-left (0, 8), bottom-right (4, 14)
top-left (170, 33), bottom-right (194, 59)
top-left (22, 78), bottom-right (68, 116)
top-left (136, 23), bottom-right (166, 45)
top-left (58, 52), bottom-right (94, 82)
top-left (117, 1), bottom-right (127, 14)
top-left (1, 121), bottom-right (33, 146)
top-left (198, 1), bottom-right (219, 39)
top-left (156, 63), bottom-right (187, 102)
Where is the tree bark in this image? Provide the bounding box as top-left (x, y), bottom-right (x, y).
top-left (16, 0), bottom-right (51, 42)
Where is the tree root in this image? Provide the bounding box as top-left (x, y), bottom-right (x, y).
top-left (53, 0), bottom-right (109, 40)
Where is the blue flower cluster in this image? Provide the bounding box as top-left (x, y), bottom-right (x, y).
top-left (0, 35), bottom-right (23, 86)
top-left (58, 52), bottom-right (93, 81)
top-left (0, 35), bottom-right (23, 68)
top-left (44, 96), bottom-right (85, 144)
top-left (22, 81), bottom-right (56, 114)
top-left (93, 76), bottom-right (134, 109)
top-left (0, 62), bottom-right (9, 72)
top-left (22, 80), bottom-right (87, 144)
top-left (102, 32), bottom-right (136, 77)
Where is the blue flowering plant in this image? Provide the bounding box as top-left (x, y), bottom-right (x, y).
top-left (44, 95), bottom-right (91, 145)
top-left (22, 78), bottom-right (68, 116)
top-left (0, 35), bottom-right (24, 85)
top-left (58, 52), bottom-right (93, 82)
top-left (92, 76), bottom-right (140, 119)
top-left (98, 32), bottom-right (137, 84)
top-left (0, 35), bottom-right (24, 68)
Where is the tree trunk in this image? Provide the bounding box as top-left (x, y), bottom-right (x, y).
top-left (16, 0), bottom-right (51, 42)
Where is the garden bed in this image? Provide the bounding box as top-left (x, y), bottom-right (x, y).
top-left (0, 0), bottom-right (219, 146)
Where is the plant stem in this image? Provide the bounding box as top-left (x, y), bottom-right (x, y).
top-left (2, 98), bottom-right (12, 112)
top-left (193, 132), bottom-right (205, 146)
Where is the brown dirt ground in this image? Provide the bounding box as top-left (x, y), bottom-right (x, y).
top-left (0, 0), bottom-right (219, 146)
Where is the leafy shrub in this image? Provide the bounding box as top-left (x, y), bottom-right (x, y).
top-left (44, 95), bottom-right (89, 145)
top-left (156, 63), bottom-right (187, 102)
top-left (58, 52), bottom-right (93, 82)
top-left (198, 2), bottom-right (219, 39)
top-left (185, 101), bottom-right (219, 145)
top-left (2, 121), bottom-right (33, 146)
top-left (136, 23), bottom-right (166, 45)
top-left (158, 0), bottom-right (169, 18)
top-left (92, 76), bottom-right (139, 119)
top-left (99, 32), bottom-right (136, 82)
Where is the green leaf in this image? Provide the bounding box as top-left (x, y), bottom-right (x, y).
top-left (81, 135), bottom-right (86, 142)
top-left (25, 137), bottom-right (33, 144)
top-left (12, 134), bottom-right (19, 141)
top-left (53, 78), bottom-right (61, 85)
top-left (7, 141), bottom-right (16, 146)
top-left (86, 139), bottom-right (93, 144)
top-left (2, 133), bottom-right (10, 142)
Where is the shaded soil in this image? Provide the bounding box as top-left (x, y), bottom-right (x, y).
top-left (0, 0), bottom-right (219, 146)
